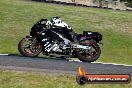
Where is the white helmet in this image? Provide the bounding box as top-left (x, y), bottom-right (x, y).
top-left (50, 16), bottom-right (72, 29)
top-left (50, 16), bottom-right (62, 25)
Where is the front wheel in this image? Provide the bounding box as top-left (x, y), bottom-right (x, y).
top-left (76, 41), bottom-right (101, 62)
top-left (18, 36), bottom-right (42, 57)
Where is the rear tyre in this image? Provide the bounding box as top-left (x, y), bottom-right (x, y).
top-left (18, 37), bottom-right (42, 57)
top-left (76, 41), bottom-right (101, 62)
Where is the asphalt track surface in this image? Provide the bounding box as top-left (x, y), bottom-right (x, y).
top-left (0, 55), bottom-right (132, 75)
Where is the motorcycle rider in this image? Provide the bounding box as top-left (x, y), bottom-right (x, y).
top-left (46, 16), bottom-right (78, 43)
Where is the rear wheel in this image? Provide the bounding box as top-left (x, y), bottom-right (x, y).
top-left (76, 40), bottom-right (101, 62)
top-left (18, 36), bottom-right (42, 57)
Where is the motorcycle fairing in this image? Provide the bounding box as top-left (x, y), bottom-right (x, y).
top-left (78, 31), bottom-right (102, 43)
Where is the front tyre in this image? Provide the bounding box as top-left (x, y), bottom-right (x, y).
top-left (18, 36), bottom-right (42, 57)
top-left (76, 41), bottom-right (101, 62)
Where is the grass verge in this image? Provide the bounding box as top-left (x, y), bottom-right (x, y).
top-left (0, 70), bottom-right (131, 88)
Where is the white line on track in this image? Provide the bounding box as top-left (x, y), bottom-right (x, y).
top-left (69, 60), bottom-right (82, 62)
top-left (69, 60), bottom-right (132, 67)
top-left (0, 54), bottom-right (9, 56)
top-left (93, 62), bottom-right (132, 67)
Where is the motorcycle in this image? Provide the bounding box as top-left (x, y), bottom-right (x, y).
top-left (18, 19), bottom-right (103, 62)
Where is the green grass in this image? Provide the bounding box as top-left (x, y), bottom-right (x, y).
top-left (0, 0), bottom-right (132, 64)
top-left (0, 70), bottom-right (131, 88)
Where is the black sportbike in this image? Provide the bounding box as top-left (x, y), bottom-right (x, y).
top-left (18, 19), bottom-right (103, 62)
